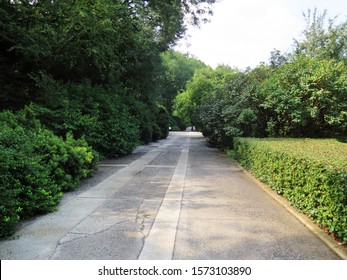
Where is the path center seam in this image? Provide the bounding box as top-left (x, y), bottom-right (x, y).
top-left (138, 136), bottom-right (190, 260)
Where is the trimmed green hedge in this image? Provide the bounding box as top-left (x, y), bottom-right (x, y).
top-left (233, 137), bottom-right (347, 244)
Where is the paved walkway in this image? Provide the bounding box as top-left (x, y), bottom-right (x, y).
top-left (0, 132), bottom-right (343, 259)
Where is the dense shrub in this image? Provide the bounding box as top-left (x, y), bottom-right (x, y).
top-left (0, 123), bottom-right (62, 236)
top-left (130, 100), bottom-right (170, 144)
top-left (152, 123), bottom-right (162, 142)
top-left (33, 131), bottom-right (99, 192)
top-left (0, 127), bottom-right (28, 236)
top-left (140, 122), bottom-right (153, 145)
top-left (155, 105), bottom-right (170, 139)
top-left (234, 137), bottom-right (347, 243)
top-left (128, 100), bottom-right (153, 145)
top-left (0, 109), bottom-right (98, 237)
top-left (33, 78), bottom-right (139, 157)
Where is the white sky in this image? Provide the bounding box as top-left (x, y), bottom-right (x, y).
top-left (174, 0), bottom-right (347, 69)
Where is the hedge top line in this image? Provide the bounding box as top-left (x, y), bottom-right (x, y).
top-left (235, 137), bottom-right (347, 170)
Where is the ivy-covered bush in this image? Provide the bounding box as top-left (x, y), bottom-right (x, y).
top-left (233, 137), bottom-right (347, 243)
top-left (0, 108), bottom-right (99, 237)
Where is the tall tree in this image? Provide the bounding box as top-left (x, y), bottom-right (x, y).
top-left (294, 8), bottom-right (347, 62)
top-left (0, 0), bottom-right (216, 109)
top-left (125, 0), bottom-right (216, 49)
top-left (160, 50), bottom-right (206, 111)
top-left (261, 56), bottom-right (347, 137)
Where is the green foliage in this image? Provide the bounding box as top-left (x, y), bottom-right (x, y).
top-left (174, 66), bottom-right (234, 128)
top-left (234, 137), bottom-right (347, 243)
top-left (0, 0), bottom-right (162, 107)
top-left (294, 8), bottom-right (347, 63)
top-left (160, 50), bottom-right (206, 111)
top-left (173, 89), bottom-right (193, 125)
top-left (222, 68), bottom-right (269, 140)
top-left (156, 105), bottom-right (170, 140)
top-left (0, 108), bottom-right (98, 237)
top-left (262, 56), bottom-right (347, 137)
top-left (0, 0), bottom-right (210, 155)
top-left (128, 99), bottom-right (154, 145)
top-left (34, 131), bottom-right (99, 192)
top-left (32, 77), bottom-right (139, 157)
top-left (0, 125), bottom-right (31, 237)
top-left (0, 0), bottom-right (216, 110)
top-left (174, 65), bottom-right (270, 147)
top-left (152, 123), bottom-right (162, 142)
top-left (0, 118), bottom-right (62, 235)
top-left (134, 0), bottom-right (216, 49)
top-left (129, 100), bottom-right (170, 144)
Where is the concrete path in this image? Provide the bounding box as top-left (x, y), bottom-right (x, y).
top-left (0, 132), bottom-right (343, 259)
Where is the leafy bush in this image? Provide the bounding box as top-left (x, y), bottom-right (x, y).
top-left (130, 99), bottom-right (169, 144)
top-left (33, 130), bottom-right (99, 192)
top-left (0, 126), bottom-right (28, 236)
top-left (155, 105), bottom-right (170, 139)
top-left (140, 122), bottom-right (153, 145)
top-left (234, 137), bottom-right (347, 243)
top-left (0, 108), bottom-right (98, 237)
top-left (152, 123), bottom-right (162, 142)
top-left (261, 57), bottom-right (347, 137)
top-left (0, 123), bottom-right (62, 236)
